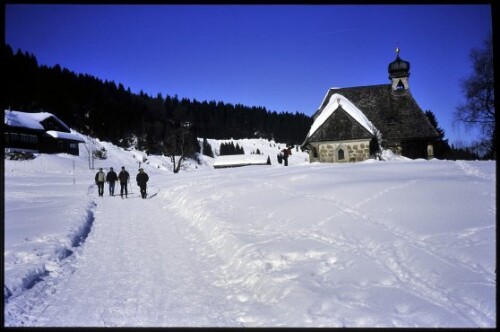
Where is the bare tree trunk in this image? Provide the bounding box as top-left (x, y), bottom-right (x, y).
top-left (163, 126), bottom-right (195, 174)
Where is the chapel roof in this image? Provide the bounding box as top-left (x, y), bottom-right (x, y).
top-left (312, 84), bottom-right (440, 141)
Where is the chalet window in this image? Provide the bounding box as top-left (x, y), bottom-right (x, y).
top-left (20, 134), bottom-right (29, 142)
top-left (5, 133), bottom-right (9, 143)
top-left (29, 135), bottom-right (38, 143)
top-left (10, 133), bottom-right (19, 141)
top-left (58, 141), bottom-right (64, 149)
top-left (70, 143), bottom-right (77, 149)
top-left (44, 119), bottom-right (57, 130)
top-left (338, 149), bottom-right (345, 160)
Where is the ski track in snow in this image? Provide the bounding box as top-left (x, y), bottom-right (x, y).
top-left (454, 160), bottom-right (495, 181)
top-left (263, 170), bottom-right (494, 326)
top-left (4, 161), bottom-right (496, 327)
top-left (156, 165), bottom-right (495, 327)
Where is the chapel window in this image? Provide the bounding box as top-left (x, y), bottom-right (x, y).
top-left (338, 149), bottom-right (345, 160)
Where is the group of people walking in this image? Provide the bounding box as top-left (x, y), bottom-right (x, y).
top-left (94, 166), bottom-right (149, 199)
top-left (96, 146), bottom-right (292, 199)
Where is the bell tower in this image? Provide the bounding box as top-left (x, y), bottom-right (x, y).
top-left (388, 47), bottom-right (411, 91)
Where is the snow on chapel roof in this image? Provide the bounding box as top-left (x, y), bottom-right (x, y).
top-left (305, 93), bottom-right (380, 140)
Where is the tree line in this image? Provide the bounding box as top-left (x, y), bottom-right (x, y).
top-left (424, 110), bottom-right (484, 160)
top-left (2, 44), bottom-right (312, 157)
top-left (3, 40), bottom-right (492, 162)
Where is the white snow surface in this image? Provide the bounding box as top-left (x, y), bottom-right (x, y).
top-left (306, 93), bottom-right (379, 139)
top-left (4, 136), bottom-right (496, 327)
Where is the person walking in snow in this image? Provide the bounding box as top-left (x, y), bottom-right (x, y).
top-left (136, 168), bottom-right (149, 199)
top-left (95, 168), bottom-right (106, 197)
top-left (106, 167), bottom-right (118, 196)
top-left (282, 146), bottom-right (292, 166)
top-left (118, 166), bottom-right (130, 198)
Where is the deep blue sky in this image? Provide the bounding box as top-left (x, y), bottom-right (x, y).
top-left (5, 4), bottom-right (493, 144)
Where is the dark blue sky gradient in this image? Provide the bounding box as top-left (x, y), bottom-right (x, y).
top-left (5, 4), bottom-right (492, 144)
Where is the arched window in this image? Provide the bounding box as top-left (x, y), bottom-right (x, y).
top-left (312, 147), bottom-right (318, 158)
top-left (338, 149), bottom-right (345, 160)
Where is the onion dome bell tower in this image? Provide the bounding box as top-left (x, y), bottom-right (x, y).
top-left (388, 47), bottom-right (410, 91)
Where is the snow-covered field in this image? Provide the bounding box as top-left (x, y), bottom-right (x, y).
top-left (4, 137), bottom-right (496, 327)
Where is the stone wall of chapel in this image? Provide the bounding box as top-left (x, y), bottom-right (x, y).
top-left (315, 139), bottom-right (371, 163)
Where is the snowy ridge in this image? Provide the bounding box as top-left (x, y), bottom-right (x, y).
top-left (4, 136), bottom-right (496, 327)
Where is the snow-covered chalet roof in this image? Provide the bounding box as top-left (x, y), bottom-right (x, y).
top-left (305, 93), bottom-right (379, 140)
top-left (4, 110), bottom-right (71, 132)
top-left (5, 110), bottom-right (45, 130)
top-left (46, 130), bottom-right (85, 143)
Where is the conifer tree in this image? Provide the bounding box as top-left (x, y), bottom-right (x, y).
top-left (202, 138), bottom-right (214, 157)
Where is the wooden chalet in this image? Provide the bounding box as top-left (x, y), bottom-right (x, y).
top-left (302, 48), bottom-right (441, 163)
top-left (4, 110), bottom-right (85, 156)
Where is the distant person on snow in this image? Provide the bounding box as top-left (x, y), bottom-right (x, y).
top-left (106, 167), bottom-right (118, 196)
top-left (118, 166), bottom-right (130, 199)
top-left (136, 168), bottom-right (149, 199)
top-left (95, 168), bottom-right (106, 197)
top-left (282, 146), bottom-right (292, 166)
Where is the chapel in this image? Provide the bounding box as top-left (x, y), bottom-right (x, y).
top-left (301, 48), bottom-right (441, 163)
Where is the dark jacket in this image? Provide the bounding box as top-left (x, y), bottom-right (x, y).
top-left (107, 170), bottom-right (118, 182)
top-left (119, 170), bottom-right (130, 183)
top-left (136, 172), bottom-right (149, 186)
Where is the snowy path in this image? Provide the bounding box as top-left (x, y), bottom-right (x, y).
top-left (6, 185), bottom-right (242, 326)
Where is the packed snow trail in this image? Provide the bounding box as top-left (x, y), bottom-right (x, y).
top-left (5, 185), bottom-right (241, 327)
